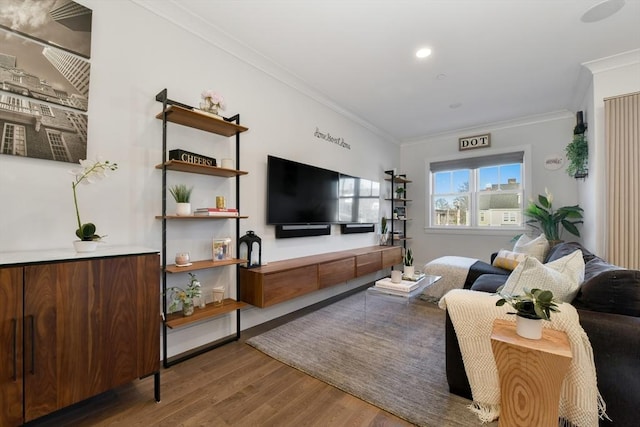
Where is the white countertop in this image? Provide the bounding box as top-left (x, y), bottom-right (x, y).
top-left (0, 245), bottom-right (159, 266)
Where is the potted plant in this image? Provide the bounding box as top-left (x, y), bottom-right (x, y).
top-left (167, 273), bottom-right (202, 316)
top-left (169, 184), bottom-right (193, 216)
top-left (565, 133), bottom-right (588, 179)
top-left (495, 287), bottom-right (560, 339)
top-left (395, 187), bottom-right (406, 199)
top-left (70, 158), bottom-right (118, 252)
top-left (523, 188), bottom-right (583, 246)
top-left (403, 248), bottom-right (414, 278)
top-left (379, 216), bottom-right (388, 245)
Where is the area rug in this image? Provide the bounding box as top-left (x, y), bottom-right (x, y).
top-left (246, 291), bottom-right (495, 426)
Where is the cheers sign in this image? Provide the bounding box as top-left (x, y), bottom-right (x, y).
top-left (459, 133), bottom-right (491, 151)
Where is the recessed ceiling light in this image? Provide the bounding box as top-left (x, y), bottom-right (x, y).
top-left (416, 48), bottom-right (432, 59)
top-left (449, 102), bottom-right (462, 109)
top-left (436, 73), bottom-right (447, 80)
top-left (581, 0), bottom-right (625, 23)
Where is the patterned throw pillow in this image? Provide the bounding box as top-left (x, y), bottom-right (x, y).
top-left (513, 233), bottom-right (549, 262)
top-left (500, 249), bottom-right (585, 302)
top-left (492, 249), bottom-right (528, 271)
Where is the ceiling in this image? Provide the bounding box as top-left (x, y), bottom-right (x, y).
top-left (139, 0), bottom-right (640, 142)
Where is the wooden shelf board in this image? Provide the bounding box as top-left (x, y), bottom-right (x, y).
top-left (384, 176), bottom-right (412, 184)
top-left (156, 160), bottom-right (248, 177)
top-left (384, 198), bottom-right (412, 202)
top-left (165, 299), bottom-right (247, 329)
top-left (156, 215), bottom-right (248, 219)
top-left (165, 258), bottom-right (246, 273)
top-left (156, 105), bottom-right (248, 136)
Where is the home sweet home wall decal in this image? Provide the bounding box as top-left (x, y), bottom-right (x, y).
top-left (314, 127), bottom-right (351, 150)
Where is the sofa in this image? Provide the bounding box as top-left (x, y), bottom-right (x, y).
top-left (445, 242), bottom-right (640, 426)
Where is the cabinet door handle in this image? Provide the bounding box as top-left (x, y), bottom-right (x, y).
top-left (11, 318), bottom-right (17, 381)
top-left (28, 315), bottom-right (35, 375)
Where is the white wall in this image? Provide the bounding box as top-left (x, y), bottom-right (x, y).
top-left (0, 0), bottom-right (397, 357)
top-left (400, 113), bottom-right (581, 268)
top-left (580, 51), bottom-right (640, 257)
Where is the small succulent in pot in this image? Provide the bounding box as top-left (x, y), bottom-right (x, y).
top-left (495, 286), bottom-right (560, 320)
top-left (168, 184), bottom-right (193, 203)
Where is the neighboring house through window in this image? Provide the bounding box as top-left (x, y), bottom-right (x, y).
top-left (428, 150), bottom-right (526, 230)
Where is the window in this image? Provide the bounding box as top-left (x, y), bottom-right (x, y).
top-left (339, 175), bottom-right (380, 223)
top-left (2, 123), bottom-right (27, 156)
top-left (429, 151), bottom-right (524, 229)
top-left (46, 129), bottom-right (71, 162)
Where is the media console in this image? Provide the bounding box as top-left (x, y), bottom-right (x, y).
top-left (239, 245), bottom-right (402, 308)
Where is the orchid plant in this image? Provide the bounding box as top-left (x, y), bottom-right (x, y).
top-left (70, 158), bottom-right (118, 241)
top-left (200, 90), bottom-right (226, 111)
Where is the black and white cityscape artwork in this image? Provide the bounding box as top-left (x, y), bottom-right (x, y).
top-left (0, 0), bottom-right (92, 163)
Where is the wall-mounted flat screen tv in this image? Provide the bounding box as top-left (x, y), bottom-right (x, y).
top-left (267, 155), bottom-right (339, 224)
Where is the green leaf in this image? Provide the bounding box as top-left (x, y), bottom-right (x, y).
top-left (561, 220), bottom-right (582, 237)
top-left (538, 195), bottom-right (551, 209)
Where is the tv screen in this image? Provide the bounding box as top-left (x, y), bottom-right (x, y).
top-left (267, 156), bottom-right (339, 224)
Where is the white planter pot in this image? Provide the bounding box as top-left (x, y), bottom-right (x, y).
top-left (176, 202), bottom-right (191, 216)
top-left (73, 240), bottom-right (98, 253)
top-left (403, 265), bottom-right (415, 279)
top-left (516, 315), bottom-right (543, 340)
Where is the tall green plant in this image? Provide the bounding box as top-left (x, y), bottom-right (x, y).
top-left (524, 189), bottom-right (583, 241)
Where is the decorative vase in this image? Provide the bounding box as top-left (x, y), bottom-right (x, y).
top-left (199, 98), bottom-right (219, 116)
top-left (404, 265), bottom-right (415, 279)
top-left (516, 315), bottom-right (542, 340)
top-left (182, 301), bottom-right (194, 317)
top-left (175, 202), bottom-right (191, 216)
top-left (73, 240), bottom-right (98, 253)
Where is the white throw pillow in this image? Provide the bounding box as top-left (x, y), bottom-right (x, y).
top-left (513, 233), bottom-right (549, 262)
top-left (500, 249), bottom-right (585, 302)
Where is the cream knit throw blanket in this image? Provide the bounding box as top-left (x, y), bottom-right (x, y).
top-left (439, 289), bottom-right (606, 426)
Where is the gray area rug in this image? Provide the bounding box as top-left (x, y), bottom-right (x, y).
top-left (247, 291), bottom-right (494, 426)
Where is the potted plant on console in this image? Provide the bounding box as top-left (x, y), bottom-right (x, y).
top-left (169, 184), bottom-right (193, 216)
top-left (70, 158), bottom-right (118, 252)
top-left (495, 287), bottom-right (560, 339)
top-left (403, 248), bottom-right (414, 279)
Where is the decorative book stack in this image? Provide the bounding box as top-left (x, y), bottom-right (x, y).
top-left (374, 277), bottom-right (421, 293)
top-left (194, 207), bottom-right (239, 217)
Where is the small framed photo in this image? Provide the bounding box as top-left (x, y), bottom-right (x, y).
top-left (394, 206), bottom-right (406, 219)
top-left (212, 237), bottom-right (232, 261)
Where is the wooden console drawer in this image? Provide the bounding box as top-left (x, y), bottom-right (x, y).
top-left (318, 257), bottom-right (355, 288)
top-left (241, 265), bottom-right (318, 308)
top-left (356, 252), bottom-right (382, 276)
top-left (382, 246), bottom-right (402, 268)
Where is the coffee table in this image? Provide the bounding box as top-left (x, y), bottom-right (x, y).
top-left (364, 275), bottom-right (441, 326)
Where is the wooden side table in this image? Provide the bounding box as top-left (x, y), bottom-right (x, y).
top-left (491, 319), bottom-right (572, 427)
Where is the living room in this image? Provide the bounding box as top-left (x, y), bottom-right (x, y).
top-left (0, 0), bottom-right (638, 426)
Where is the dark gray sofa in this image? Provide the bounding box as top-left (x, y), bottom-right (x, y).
top-left (445, 242), bottom-right (640, 426)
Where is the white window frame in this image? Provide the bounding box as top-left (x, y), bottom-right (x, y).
top-left (425, 145), bottom-right (531, 236)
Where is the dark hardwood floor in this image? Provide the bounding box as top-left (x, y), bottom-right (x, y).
top-left (26, 289), bottom-right (415, 427)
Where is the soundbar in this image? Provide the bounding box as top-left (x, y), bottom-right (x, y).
top-left (340, 223), bottom-right (375, 234)
top-left (275, 224), bottom-right (331, 238)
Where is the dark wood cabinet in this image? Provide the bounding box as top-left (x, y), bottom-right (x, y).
top-left (0, 252), bottom-right (160, 426)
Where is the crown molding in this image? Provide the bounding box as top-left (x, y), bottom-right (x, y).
top-left (582, 49), bottom-right (640, 74)
top-left (130, 0), bottom-right (397, 144)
